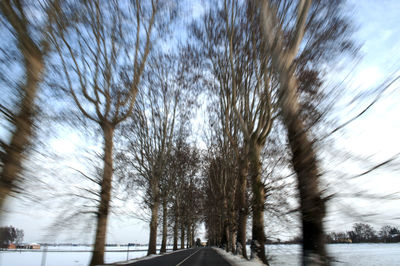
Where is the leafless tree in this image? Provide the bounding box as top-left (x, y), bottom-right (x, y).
top-left (47, 0), bottom-right (174, 264)
top-left (192, 1), bottom-right (276, 262)
top-left (117, 51), bottom-right (194, 255)
top-left (202, 146), bottom-right (236, 248)
top-left (0, 0), bottom-right (60, 216)
top-left (192, 0), bottom-right (355, 263)
top-left (257, 0), bottom-right (355, 264)
top-left (180, 146), bottom-right (202, 249)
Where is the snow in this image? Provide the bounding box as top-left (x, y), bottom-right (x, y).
top-left (0, 245), bottom-right (171, 266)
top-left (110, 252), bottom-right (162, 265)
top-left (327, 243), bottom-right (400, 266)
top-left (263, 243), bottom-right (400, 266)
top-left (111, 248), bottom-right (191, 265)
top-left (216, 244), bottom-right (400, 266)
top-left (1, 244), bottom-right (400, 266)
top-left (213, 247), bottom-right (263, 266)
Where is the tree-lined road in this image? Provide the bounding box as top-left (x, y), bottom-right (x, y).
top-left (114, 248), bottom-right (231, 266)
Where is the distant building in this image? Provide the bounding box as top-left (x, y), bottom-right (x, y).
top-left (27, 243), bottom-right (41, 249)
top-left (7, 244), bottom-right (16, 249)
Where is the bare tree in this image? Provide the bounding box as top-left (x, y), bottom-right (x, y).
top-left (202, 146), bottom-right (235, 248)
top-left (166, 136), bottom-right (198, 250)
top-left (117, 51), bottom-right (193, 255)
top-left (159, 164), bottom-right (172, 253)
top-left (204, 90), bottom-right (245, 254)
top-left (257, 0), bottom-right (355, 264)
top-left (47, 1), bottom-right (173, 264)
top-left (192, 1), bottom-right (276, 262)
top-left (0, 0), bottom-right (59, 215)
top-left (192, 0), bottom-right (355, 263)
top-left (159, 130), bottom-right (200, 252)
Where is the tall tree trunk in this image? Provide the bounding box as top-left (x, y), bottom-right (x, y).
top-left (173, 215), bottom-right (178, 251)
top-left (225, 220), bottom-right (230, 252)
top-left (160, 199), bottom-right (168, 253)
top-left (0, 46), bottom-right (44, 213)
top-left (231, 228), bottom-right (237, 254)
top-left (219, 215), bottom-right (224, 247)
top-left (278, 65), bottom-right (327, 264)
top-left (224, 220), bottom-right (230, 252)
top-left (191, 224), bottom-right (195, 247)
top-left (287, 113), bottom-right (326, 265)
top-left (236, 155), bottom-right (249, 258)
top-left (89, 123), bottom-right (114, 266)
top-left (180, 223), bottom-right (185, 249)
top-left (229, 198), bottom-right (237, 254)
top-left (147, 190), bottom-right (160, 255)
top-left (186, 223), bottom-right (191, 248)
top-left (257, 1), bottom-right (326, 263)
top-left (222, 198), bottom-right (230, 252)
top-left (249, 142), bottom-right (268, 265)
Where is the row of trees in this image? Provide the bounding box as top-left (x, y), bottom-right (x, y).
top-left (0, 0), bottom-right (211, 264)
top-left (0, 0), bottom-right (199, 265)
top-left (0, 226), bottom-right (24, 248)
top-left (1, 1), bottom-right (398, 266)
top-left (327, 223), bottom-right (400, 243)
top-left (195, 0), bottom-right (355, 264)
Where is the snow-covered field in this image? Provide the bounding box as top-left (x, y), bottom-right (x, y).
top-left (263, 243), bottom-right (400, 265)
top-left (0, 245), bottom-right (166, 266)
top-left (224, 244), bottom-right (400, 266)
top-left (1, 244), bottom-right (399, 266)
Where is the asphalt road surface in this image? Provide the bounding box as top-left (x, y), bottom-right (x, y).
top-left (121, 247), bottom-right (232, 266)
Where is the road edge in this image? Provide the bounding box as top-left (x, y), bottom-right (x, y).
top-left (212, 247), bottom-right (264, 266)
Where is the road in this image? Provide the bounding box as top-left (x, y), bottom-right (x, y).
top-left (118, 247), bottom-right (231, 266)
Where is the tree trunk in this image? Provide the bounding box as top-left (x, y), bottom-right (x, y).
top-left (287, 116), bottom-right (326, 265)
top-left (147, 191), bottom-right (160, 255)
top-left (229, 196), bottom-right (237, 254)
top-left (89, 123), bottom-right (114, 266)
top-left (160, 199), bottom-right (168, 253)
top-left (278, 67), bottom-right (327, 263)
top-left (224, 219), bottom-right (230, 252)
top-left (222, 198), bottom-right (230, 252)
top-left (173, 216), bottom-right (178, 251)
top-left (186, 224), bottom-right (191, 248)
top-left (249, 142), bottom-right (269, 265)
top-left (0, 48), bottom-right (44, 213)
top-left (191, 224), bottom-right (195, 247)
top-left (258, 1), bottom-right (327, 263)
top-left (180, 223), bottom-right (185, 249)
top-left (230, 227), bottom-right (237, 254)
top-left (236, 155), bottom-right (249, 258)
top-left (272, 35), bottom-right (327, 266)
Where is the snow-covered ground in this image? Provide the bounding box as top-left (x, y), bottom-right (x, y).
top-left (0, 245), bottom-right (170, 266)
top-left (214, 247), bottom-right (264, 266)
top-left (258, 243), bottom-right (400, 265)
top-left (221, 244), bottom-right (400, 266)
top-left (327, 243), bottom-right (400, 266)
top-left (1, 244), bottom-right (399, 266)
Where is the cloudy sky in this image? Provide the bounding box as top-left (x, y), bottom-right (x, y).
top-left (1, 0), bottom-right (400, 244)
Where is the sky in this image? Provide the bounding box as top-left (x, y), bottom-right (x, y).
top-left (1, 0), bottom-right (400, 244)
top-left (319, 0), bottom-right (400, 233)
